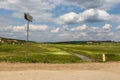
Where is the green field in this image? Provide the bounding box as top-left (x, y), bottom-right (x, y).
top-left (0, 42), bottom-right (120, 63)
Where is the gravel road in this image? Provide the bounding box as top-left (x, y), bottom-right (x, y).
top-left (0, 62), bottom-right (120, 80)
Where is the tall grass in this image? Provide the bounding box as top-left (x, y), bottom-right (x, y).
top-left (0, 43), bottom-right (82, 63)
top-left (0, 42), bottom-right (120, 63)
top-left (50, 43), bottom-right (120, 62)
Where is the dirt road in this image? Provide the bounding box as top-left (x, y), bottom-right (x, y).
top-left (0, 62), bottom-right (120, 80)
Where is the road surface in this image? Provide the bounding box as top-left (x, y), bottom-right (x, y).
top-left (0, 62), bottom-right (120, 80)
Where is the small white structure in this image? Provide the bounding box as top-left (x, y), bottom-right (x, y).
top-left (102, 53), bottom-right (106, 62)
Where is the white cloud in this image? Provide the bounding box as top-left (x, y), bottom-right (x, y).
top-left (13, 26), bottom-right (25, 32)
top-left (58, 12), bottom-right (79, 24)
top-left (81, 9), bottom-right (111, 22)
top-left (58, 33), bottom-right (70, 37)
top-left (0, 0), bottom-right (56, 22)
top-left (2, 24), bottom-right (49, 32)
top-left (81, 32), bottom-right (87, 37)
top-left (116, 25), bottom-right (120, 30)
top-left (54, 0), bottom-right (120, 10)
top-left (7, 0), bottom-right (19, 4)
top-left (108, 32), bottom-right (114, 36)
top-left (58, 9), bottom-right (111, 24)
top-left (111, 15), bottom-right (120, 24)
top-left (51, 28), bottom-right (60, 33)
top-left (1, 23), bottom-right (120, 42)
top-left (0, 16), bottom-right (14, 26)
top-left (0, 0), bottom-right (120, 42)
top-left (48, 23), bottom-right (119, 42)
top-left (71, 32), bottom-right (87, 39)
top-left (88, 27), bottom-right (102, 33)
top-left (71, 24), bottom-right (88, 31)
top-left (102, 24), bottom-right (112, 30)
top-left (0, 24), bottom-right (50, 41)
top-left (0, 0), bottom-right (119, 25)
top-left (30, 24), bottom-right (48, 31)
top-left (91, 27), bottom-right (100, 30)
top-left (0, 0), bottom-right (55, 12)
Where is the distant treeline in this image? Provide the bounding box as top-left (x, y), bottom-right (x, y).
top-left (46, 40), bottom-right (119, 44)
top-left (0, 37), bottom-right (119, 44)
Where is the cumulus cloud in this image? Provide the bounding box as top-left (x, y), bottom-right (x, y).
top-left (54, 0), bottom-right (120, 10)
top-left (102, 24), bottom-right (112, 30)
top-left (111, 15), bottom-right (120, 24)
top-left (0, 16), bottom-right (15, 26)
top-left (81, 9), bottom-right (111, 22)
top-left (58, 33), bottom-right (70, 37)
top-left (1, 24), bottom-right (48, 32)
top-left (0, 0), bottom-right (119, 24)
top-left (73, 32), bottom-right (87, 39)
top-left (0, 0), bottom-right (120, 42)
top-left (0, 0), bottom-right (55, 22)
top-left (30, 24), bottom-right (48, 31)
top-left (87, 27), bottom-right (102, 34)
top-left (51, 28), bottom-right (60, 33)
top-left (61, 23), bottom-right (119, 41)
top-left (0, 24), bottom-right (50, 41)
top-left (58, 9), bottom-right (111, 24)
top-left (116, 25), bottom-right (120, 30)
top-left (49, 23), bottom-right (118, 42)
top-left (71, 24), bottom-right (88, 31)
top-left (1, 23), bottom-right (120, 42)
top-left (13, 26), bottom-right (25, 32)
top-left (0, 0), bottom-right (55, 12)
top-left (7, 0), bottom-right (19, 4)
top-left (58, 12), bottom-right (79, 24)
top-left (108, 32), bottom-right (114, 36)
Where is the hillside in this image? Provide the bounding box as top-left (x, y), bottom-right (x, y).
top-left (0, 37), bottom-right (36, 45)
top-left (0, 37), bottom-right (25, 44)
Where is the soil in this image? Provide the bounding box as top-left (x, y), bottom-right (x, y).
top-left (0, 62), bottom-right (120, 80)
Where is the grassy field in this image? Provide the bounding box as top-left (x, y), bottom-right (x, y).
top-left (0, 42), bottom-right (120, 63)
top-left (51, 43), bottom-right (120, 62)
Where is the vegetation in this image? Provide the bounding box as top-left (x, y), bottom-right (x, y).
top-left (0, 43), bottom-right (82, 63)
top-left (0, 37), bottom-right (120, 63)
top-left (51, 43), bottom-right (120, 62)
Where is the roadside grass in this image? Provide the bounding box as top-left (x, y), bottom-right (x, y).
top-left (0, 42), bottom-right (120, 63)
top-left (0, 43), bottom-right (82, 63)
top-left (50, 43), bottom-right (120, 62)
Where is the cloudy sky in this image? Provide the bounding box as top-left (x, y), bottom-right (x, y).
top-left (0, 0), bottom-right (120, 42)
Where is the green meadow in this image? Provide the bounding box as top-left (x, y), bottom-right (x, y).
top-left (0, 42), bottom-right (120, 63)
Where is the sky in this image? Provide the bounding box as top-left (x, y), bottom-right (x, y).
top-left (0, 0), bottom-right (120, 42)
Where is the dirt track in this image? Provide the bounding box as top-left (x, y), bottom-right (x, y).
top-left (0, 62), bottom-right (120, 80)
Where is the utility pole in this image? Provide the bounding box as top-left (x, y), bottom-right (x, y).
top-left (24, 13), bottom-right (33, 63)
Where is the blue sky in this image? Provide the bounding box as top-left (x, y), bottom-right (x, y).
top-left (0, 0), bottom-right (120, 42)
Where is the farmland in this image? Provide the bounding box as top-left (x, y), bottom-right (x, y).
top-left (0, 41), bottom-right (120, 63)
